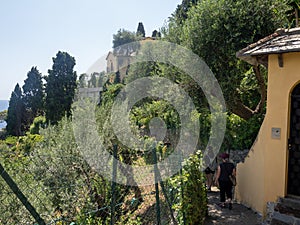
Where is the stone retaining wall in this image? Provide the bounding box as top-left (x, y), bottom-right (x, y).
top-left (229, 149), bottom-right (250, 164)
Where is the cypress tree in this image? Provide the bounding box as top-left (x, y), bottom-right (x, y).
top-left (45, 51), bottom-right (77, 124)
top-left (136, 22), bottom-right (146, 37)
top-left (22, 67), bottom-right (44, 128)
top-left (6, 84), bottom-right (25, 136)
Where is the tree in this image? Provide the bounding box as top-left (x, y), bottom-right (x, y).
top-left (78, 73), bottom-right (87, 88)
top-left (113, 71), bottom-right (121, 84)
top-left (45, 51), bottom-right (77, 124)
top-left (88, 72), bottom-right (98, 87)
top-left (173, 0), bottom-right (200, 24)
top-left (97, 71), bottom-right (107, 87)
top-left (112, 29), bottom-right (137, 48)
top-left (22, 67), bottom-right (44, 128)
top-left (287, 0), bottom-right (300, 27)
top-left (6, 84), bottom-right (25, 136)
top-left (166, 0), bottom-right (289, 120)
top-left (0, 110), bottom-right (6, 123)
top-left (112, 29), bottom-right (139, 55)
top-left (151, 30), bottom-right (161, 38)
top-left (125, 42), bottom-right (161, 84)
top-left (136, 22), bottom-right (145, 37)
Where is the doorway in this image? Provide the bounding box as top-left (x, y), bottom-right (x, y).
top-left (287, 83), bottom-right (300, 196)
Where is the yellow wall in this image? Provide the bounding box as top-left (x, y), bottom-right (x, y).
top-left (106, 52), bottom-right (116, 73)
top-left (236, 52), bottom-right (300, 216)
top-left (106, 52), bottom-right (132, 81)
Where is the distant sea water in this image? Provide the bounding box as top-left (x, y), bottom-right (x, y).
top-left (0, 100), bottom-right (9, 129)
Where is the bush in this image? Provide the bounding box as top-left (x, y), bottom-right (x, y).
top-left (170, 150), bottom-right (207, 224)
top-left (29, 116), bottom-right (46, 134)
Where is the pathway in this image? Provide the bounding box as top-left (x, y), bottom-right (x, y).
top-left (204, 187), bottom-right (263, 225)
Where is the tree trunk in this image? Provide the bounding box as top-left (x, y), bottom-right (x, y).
top-left (230, 64), bottom-right (267, 120)
top-left (253, 64), bottom-right (267, 114)
top-left (231, 100), bottom-right (255, 120)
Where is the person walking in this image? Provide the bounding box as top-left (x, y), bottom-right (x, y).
top-left (214, 152), bottom-right (236, 210)
top-left (204, 166), bottom-right (215, 192)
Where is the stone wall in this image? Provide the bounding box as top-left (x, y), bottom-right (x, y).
top-left (229, 149), bottom-right (250, 164)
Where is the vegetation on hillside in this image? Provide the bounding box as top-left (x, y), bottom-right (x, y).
top-left (1, 0), bottom-right (299, 224)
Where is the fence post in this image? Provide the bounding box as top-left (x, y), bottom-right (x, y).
top-left (110, 144), bottom-right (118, 225)
top-left (152, 147), bottom-right (161, 225)
top-left (159, 180), bottom-right (177, 225)
top-left (0, 163), bottom-right (46, 225)
top-left (179, 152), bottom-right (186, 225)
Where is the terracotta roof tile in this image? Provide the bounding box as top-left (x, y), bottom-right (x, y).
top-left (236, 27), bottom-right (300, 65)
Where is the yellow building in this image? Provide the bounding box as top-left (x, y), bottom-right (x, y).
top-left (106, 37), bottom-right (156, 82)
top-left (106, 51), bottom-right (133, 82)
top-left (236, 27), bottom-right (300, 217)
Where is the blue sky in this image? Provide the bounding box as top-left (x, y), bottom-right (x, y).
top-left (0, 0), bottom-right (181, 100)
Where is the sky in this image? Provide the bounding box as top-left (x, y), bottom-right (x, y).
top-left (0, 0), bottom-right (181, 100)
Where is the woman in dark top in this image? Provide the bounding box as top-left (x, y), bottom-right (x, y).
top-left (214, 152), bottom-right (236, 209)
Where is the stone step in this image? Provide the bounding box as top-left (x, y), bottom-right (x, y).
top-left (275, 197), bottom-right (300, 219)
top-left (270, 211), bottom-right (300, 225)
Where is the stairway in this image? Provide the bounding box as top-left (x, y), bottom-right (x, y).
top-left (270, 197), bottom-right (300, 225)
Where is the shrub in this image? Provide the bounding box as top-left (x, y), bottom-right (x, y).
top-left (29, 116), bottom-right (46, 134)
top-left (170, 150), bottom-right (207, 224)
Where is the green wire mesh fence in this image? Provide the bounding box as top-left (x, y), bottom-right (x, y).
top-left (0, 144), bottom-right (194, 225)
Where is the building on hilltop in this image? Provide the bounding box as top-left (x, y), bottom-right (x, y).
top-left (106, 37), bottom-right (156, 82)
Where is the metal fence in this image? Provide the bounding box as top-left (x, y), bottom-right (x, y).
top-left (0, 144), bottom-right (188, 225)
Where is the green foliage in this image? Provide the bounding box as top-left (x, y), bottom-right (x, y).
top-left (173, 0), bottom-right (200, 24)
top-left (97, 71), bottom-right (107, 87)
top-left (79, 72), bottom-right (107, 88)
top-left (114, 71), bottom-right (121, 84)
top-left (158, 0), bottom-right (292, 151)
top-left (125, 61), bottom-right (159, 84)
top-left (78, 73), bottom-right (87, 88)
top-left (31, 118), bottom-right (112, 223)
top-left (0, 117), bottom-right (117, 224)
top-left (125, 41), bottom-right (164, 85)
top-left (96, 80), bottom-right (207, 222)
top-left (75, 213), bottom-right (103, 225)
top-left (112, 29), bottom-right (139, 56)
top-left (181, 0), bottom-right (288, 110)
top-left (163, 0), bottom-right (289, 120)
top-left (130, 100), bottom-right (180, 130)
top-left (4, 2), bottom-right (297, 223)
top-left (286, 0), bottom-right (300, 27)
top-left (129, 99), bottom-right (181, 156)
top-left (21, 67), bottom-right (44, 132)
top-left (4, 135), bottom-right (18, 146)
top-left (223, 113), bottom-right (263, 150)
top-left (2, 82), bottom-right (206, 224)
top-left (117, 215), bottom-right (142, 225)
top-left (18, 134), bottom-right (44, 153)
top-left (22, 67), bottom-right (44, 117)
top-left (170, 151), bottom-right (207, 224)
top-left (0, 110), bottom-right (7, 122)
top-left (7, 51), bottom-right (78, 134)
top-left (100, 83), bottom-right (124, 107)
top-left (29, 116), bottom-right (46, 134)
top-left (6, 84), bottom-right (26, 136)
top-left (136, 22), bottom-right (146, 37)
top-left (6, 67), bottom-right (45, 136)
top-left (0, 129), bottom-right (6, 140)
top-left (113, 29), bottom-right (137, 48)
top-left (151, 30), bottom-right (161, 38)
top-left (3, 134), bottom-right (43, 153)
top-left (45, 51), bottom-right (77, 124)
top-left (88, 72), bottom-right (98, 87)
top-left (0, 133), bottom-right (49, 224)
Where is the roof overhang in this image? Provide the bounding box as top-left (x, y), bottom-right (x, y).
top-left (236, 27), bottom-right (300, 67)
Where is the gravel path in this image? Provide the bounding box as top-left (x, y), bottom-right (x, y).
top-left (204, 187), bottom-right (263, 225)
